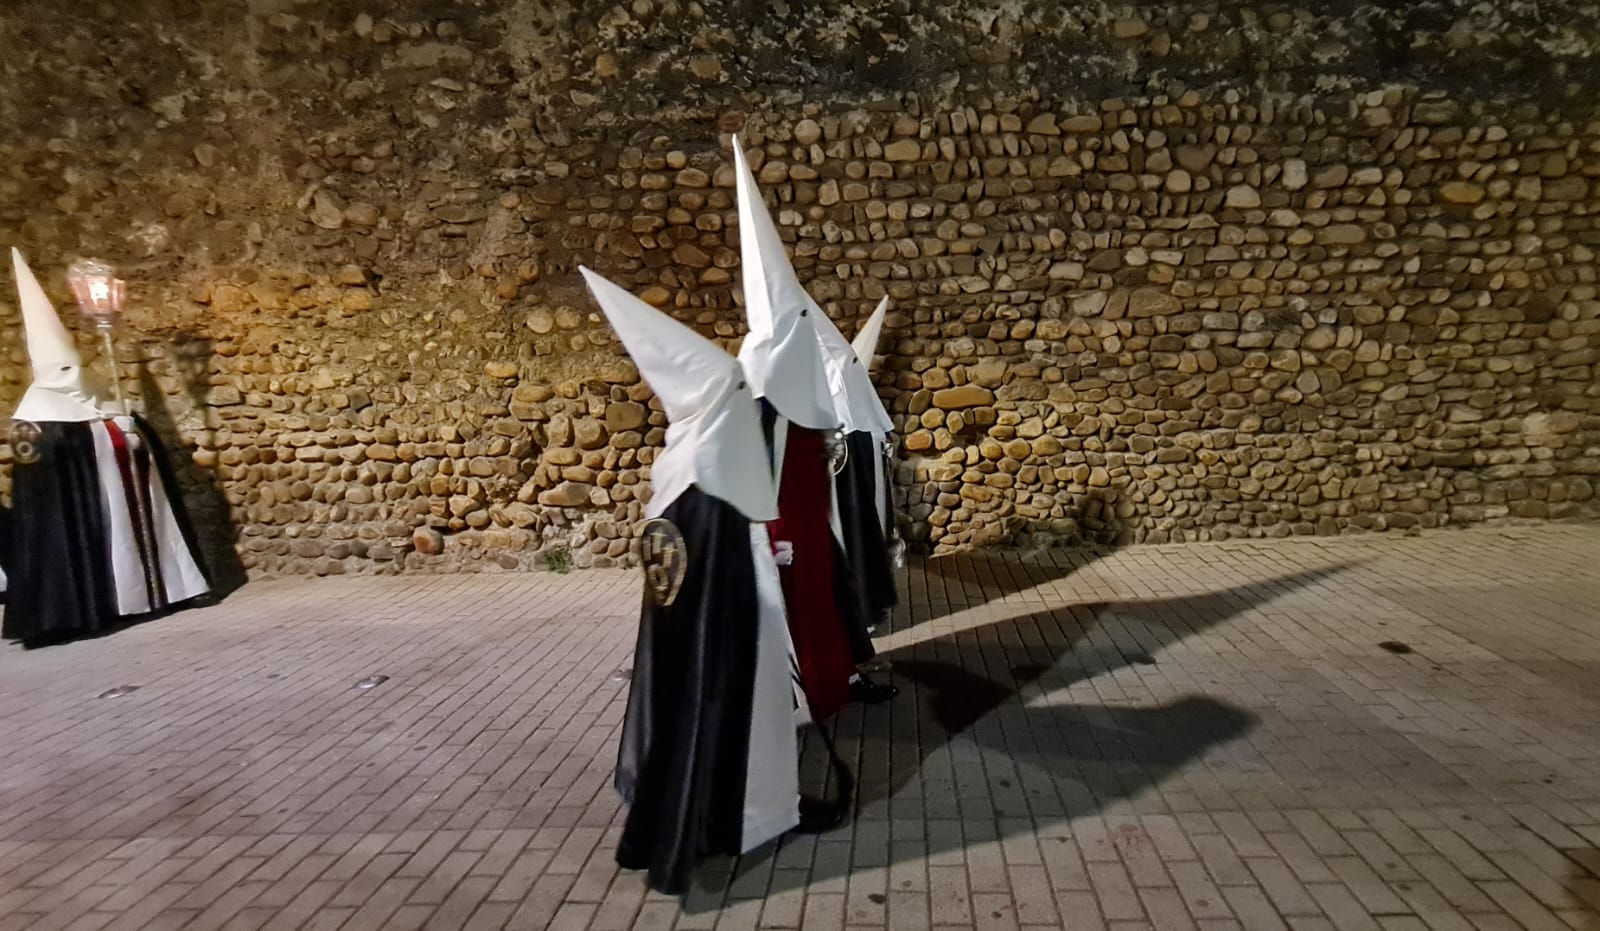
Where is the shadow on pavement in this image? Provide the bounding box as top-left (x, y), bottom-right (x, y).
top-left (692, 563), bottom-right (1354, 907)
top-left (910, 545), bottom-right (1112, 627)
top-left (904, 485), bottom-right (1130, 628)
top-left (137, 343), bottom-right (248, 598)
top-left (1564, 850), bottom-right (1600, 930)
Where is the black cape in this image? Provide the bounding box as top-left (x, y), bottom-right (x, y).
top-left (3, 416), bottom-right (209, 647)
top-left (0, 505), bottom-right (13, 602)
top-left (616, 486), bottom-right (777, 895)
top-left (833, 430), bottom-right (898, 633)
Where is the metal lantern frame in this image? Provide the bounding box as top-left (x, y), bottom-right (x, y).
top-left (65, 258), bottom-right (128, 412)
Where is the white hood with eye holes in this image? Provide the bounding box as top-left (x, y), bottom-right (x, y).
top-left (811, 295), bottom-right (894, 436)
top-left (731, 139), bottom-right (839, 432)
top-left (580, 267), bottom-right (779, 523)
top-left (11, 249), bottom-right (104, 423)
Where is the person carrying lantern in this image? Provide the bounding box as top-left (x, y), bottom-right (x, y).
top-left (3, 249), bottom-right (209, 646)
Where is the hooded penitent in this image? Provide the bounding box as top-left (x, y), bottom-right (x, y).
top-left (12, 248), bottom-right (102, 424)
top-left (734, 146), bottom-right (836, 434)
top-left (580, 267), bottom-right (800, 896)
top-left (731, 139), bottom-right (871, 722)
top-left (3, 249), bottom-right (209, 645)
top-left (812, 295), bottom-right (899, 630)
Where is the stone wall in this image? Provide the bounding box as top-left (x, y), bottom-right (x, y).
top-left (1, 0), bottom-right (1597, 576)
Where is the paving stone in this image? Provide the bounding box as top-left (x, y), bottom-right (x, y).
top-left (0, 526), bottom-right (1595, 929)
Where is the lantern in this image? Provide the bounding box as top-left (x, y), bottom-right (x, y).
top-left (66, 258), bottom-right (128, 411)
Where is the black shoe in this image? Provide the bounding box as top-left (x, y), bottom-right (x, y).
top-left (794, 795), bottom-right (847, 834)
top-left (849, 674), bottom-right (898, 704)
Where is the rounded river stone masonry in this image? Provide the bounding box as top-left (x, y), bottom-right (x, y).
top-left (0, 1), bottom-right (1596, 576)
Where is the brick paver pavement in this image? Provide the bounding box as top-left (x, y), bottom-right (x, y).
top-left (0, 523), bottom-right (1597, 931)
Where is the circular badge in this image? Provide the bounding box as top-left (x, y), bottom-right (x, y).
top-left (639, 518), bottom-right (688, 607)
top-left (8, 420), bottom-right (41, 465)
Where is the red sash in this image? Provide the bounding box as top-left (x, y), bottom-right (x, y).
top-left (767, 425), bottom-right (853, 721)
top-left (105, 420), bottom-right (167, 610)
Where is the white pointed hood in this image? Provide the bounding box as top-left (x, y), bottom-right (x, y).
top-left (12, 249), bottom-right (103, 423)
top-left (812, 296), bottom-right (894, 435)
top-left (732, 138), bottom-right (838, 431)
top-left (851, 296), bottom-right (888, 367)
top-left (580, 267), bottom-right (777, 522)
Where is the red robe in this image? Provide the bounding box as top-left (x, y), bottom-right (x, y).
top-left (767, 424), bottom-right (855, 722)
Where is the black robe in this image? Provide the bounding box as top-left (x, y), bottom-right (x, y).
top-left (834, 431), bottom-right (898, 633)
top-left (0, 505), bottom-right (13, 602)
top-left (3, 416), bottom-right (209, 647)
top-left (615, 485), bottom-right (793, 895)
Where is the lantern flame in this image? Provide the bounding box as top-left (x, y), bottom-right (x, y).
top-left (66, 258), bottom-right (125, 327)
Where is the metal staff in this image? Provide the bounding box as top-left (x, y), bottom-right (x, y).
top-left (882, 432), bottom-right (907, 571)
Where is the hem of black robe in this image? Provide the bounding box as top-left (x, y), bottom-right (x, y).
top-left (7, 598), bottom-right (215, 651)
top-left (4, 599), bottom-right (213, 652)
top-left (831, 536), bottom-right (877, 665)
top-left (840, 503), bottom-right (898, 614)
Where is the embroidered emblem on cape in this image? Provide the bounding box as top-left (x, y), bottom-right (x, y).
top-left (824, 428), bottom-right (848, 475)
top-left (8, 420), bottom-right (41, 465)
top-left (640, 518), bottom-right (688, 607)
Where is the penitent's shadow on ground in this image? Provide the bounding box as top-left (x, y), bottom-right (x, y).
top-left (1563, 851), bottom-right (1600, 930)
top-left (695, 563), bottom-right (1355, 906)
top-left (909, 544), bottom-right (1114, 627)
top-left (907, 486), bottom-right (1130, 627)
top-left (136, 345), bottom-right (247, 597)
